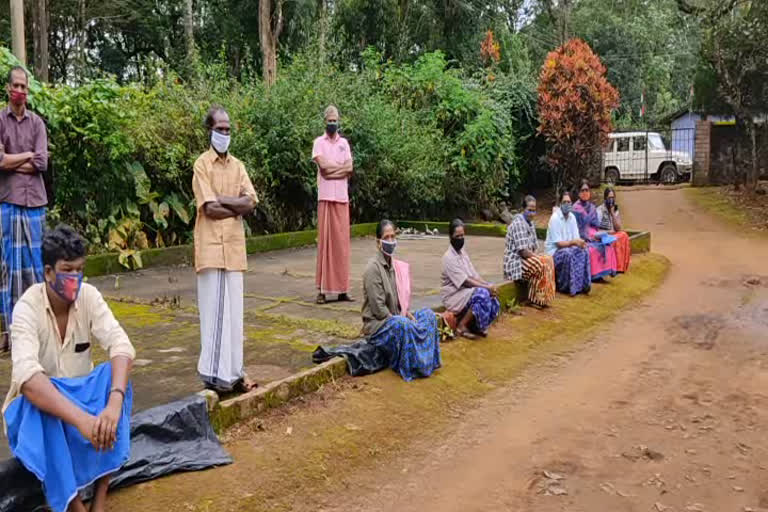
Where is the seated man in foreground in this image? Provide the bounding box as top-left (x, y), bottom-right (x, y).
top-left (2, 224), bottom-right (135, 512)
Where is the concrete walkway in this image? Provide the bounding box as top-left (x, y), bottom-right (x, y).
top-left (0, 235), bottom-right (505, 435)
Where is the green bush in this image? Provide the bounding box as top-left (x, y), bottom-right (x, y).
top-left (1, 44), bottom-right (536, 263)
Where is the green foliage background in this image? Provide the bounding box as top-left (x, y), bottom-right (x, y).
top-left (0, 45), bottom-right (535, 254)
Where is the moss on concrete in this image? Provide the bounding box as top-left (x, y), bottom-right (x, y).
top-left (211, 358), bottom-right (349, 432)
top-left (629, 231), bottom-right (652, 253)
top-left (107, 300), bottom-right (170, 328)
top-left (247, 310), bottom-right (360, 339)
top-left (108, 253), bottom-right (670, 512)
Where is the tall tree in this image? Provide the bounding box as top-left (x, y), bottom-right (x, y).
top-left (259, 0), bottom-right (283, 86)
top-left (33, 0), bottom-right (49, 81)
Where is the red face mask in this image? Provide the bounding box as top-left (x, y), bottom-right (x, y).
top-left (9, 90), bottom-right (27, 106)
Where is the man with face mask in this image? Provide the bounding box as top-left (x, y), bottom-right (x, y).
top-left (192, 105), bottom-right (258, 393)
top-left (0, 66), bottom-right (49, 353)
top-left (312, 105), bottom-right (354, 305)
top-left (3, 224), bottom-right (135, 512)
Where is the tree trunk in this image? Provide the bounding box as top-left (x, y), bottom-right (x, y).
top-left (746, 120), bottom-right (759, 192)
top-left (183, 0), bottom-right (197, 75)
top-left (10, 0), bottom-right (26, 65)
top-left (77, 0), bottom-right (87, 81)
top-left (32, 0), bottom-right (49, 82)
top-left (317, 0), bottom-right (327, 64)
top-left (259, 0), bottom-right (282, 87)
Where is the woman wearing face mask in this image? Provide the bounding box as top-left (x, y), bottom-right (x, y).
top-left (572, 180), bottom-right (618, 281)
top-left (546, 191), bottom-right (592, 295)
top-left (597, 187), bottom-right (631, 273)
top-left (503, 195), bottom-right (556, 307)
top-left (441, 219), bottom-right (500, 339)
top-left (361, 220), bottom-right (441, 381)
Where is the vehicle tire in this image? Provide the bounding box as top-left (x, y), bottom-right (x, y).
top-left (659, 164), bottom-right (677, 185)
top-left (604, 168), bottom-right (620, 185)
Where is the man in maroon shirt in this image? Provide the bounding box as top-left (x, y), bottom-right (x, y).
top-left (0, 66), bottom-right (49, 352)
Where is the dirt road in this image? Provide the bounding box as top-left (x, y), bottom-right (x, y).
top-left (313, 188), bottom-right (768, 512)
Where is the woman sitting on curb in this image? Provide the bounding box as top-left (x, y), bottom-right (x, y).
top-left (573, 180), bottom-right (618, 281)
top-left (546, 191), bottom-right (592, 296)
top-left (441, 219), bottom-right (501, 340)
top-left (503, 195), bottom-right (556, 307)
top-left (361, 220), bottom-right (441, 381)
top-left (597, 187), bottom-right (631, 273)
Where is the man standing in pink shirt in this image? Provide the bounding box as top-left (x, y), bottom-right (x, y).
top-left (312, 105), bottom-right (354, 304)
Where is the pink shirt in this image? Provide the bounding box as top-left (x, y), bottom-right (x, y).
top-left (312, 133), bottom-right (352, 203)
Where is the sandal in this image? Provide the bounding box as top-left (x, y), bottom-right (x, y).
top-left (316, 293), bottom-right (327, 305)
top-left (337, 293), bottom-right (355, 302)
top-left (456, 328), bottom-right (478, 340)
top-left (233, 377), bottom-right (258, 393)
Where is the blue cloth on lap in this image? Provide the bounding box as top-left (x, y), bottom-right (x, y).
top-left (4, 362), bottom-right (132, 512)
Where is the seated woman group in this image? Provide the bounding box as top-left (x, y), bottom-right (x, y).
top-left (546, 184), bottom-right (631, 295)
top-left (361, 187), bottom-right (631, 381)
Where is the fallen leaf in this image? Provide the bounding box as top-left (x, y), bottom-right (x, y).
top-left (733, 486), bottom-right (745, 492)
top-left (344, 423), bottom-right (362, 431)
top-left (547, 485), bottom-right (568, 496)
top-left (655, 502), bottom-right (668, 511)
top-left (543, 470), bottom-right (565, 481)
top-left (685, 503), bottom-right (705, 511)
top-left (285, 426), bottom-right (293, 435)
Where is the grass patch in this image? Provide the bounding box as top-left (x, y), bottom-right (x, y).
top-left (686, 187), bottom-right (753, 228)
top-left (686, 186), bottom-right (768, 235)
top-left (109, 252), bottom-right (669, 512)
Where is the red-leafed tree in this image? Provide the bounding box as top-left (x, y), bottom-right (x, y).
top-left (537, 38), bottom-right (619, 193)
top-left (480, 30), bottom-right (501, 67)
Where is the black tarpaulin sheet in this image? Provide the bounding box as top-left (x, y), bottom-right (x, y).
top-left (0, 395), bottom-right (231, 512)
top-left (312, 340), bottom-right (389, 376)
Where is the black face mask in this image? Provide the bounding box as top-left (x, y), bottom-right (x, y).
top-left (451, 237), bottom-right (465, 252)
top-left (326, 122), bottom-right (338, 136)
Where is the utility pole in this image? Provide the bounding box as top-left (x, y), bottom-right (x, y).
top-left (10, 0), bottom-right (27, 65)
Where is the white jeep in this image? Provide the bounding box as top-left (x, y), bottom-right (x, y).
top-left (602, 131), bottom-right (693, 184)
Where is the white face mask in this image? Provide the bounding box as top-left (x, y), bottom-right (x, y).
top-left (211, 130), bottom-right (231, 154)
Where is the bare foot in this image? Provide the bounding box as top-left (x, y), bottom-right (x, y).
top-left (67, 496), bottom-right (88, 512)
top-left (89, 475), bottom-right (110, 512)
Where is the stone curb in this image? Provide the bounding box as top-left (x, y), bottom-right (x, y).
top-left (85, 220), bottom-right (651, 278)
top-left (202, 357), bottom-right (348, 433)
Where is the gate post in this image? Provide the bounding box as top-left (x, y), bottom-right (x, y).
top-left (693, 120), bottom-right (712, 187)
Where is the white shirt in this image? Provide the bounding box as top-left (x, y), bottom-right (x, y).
top-left (3, 283), bottom-right (136, 416)
top-left (545, 207), bottom-right (582, 256)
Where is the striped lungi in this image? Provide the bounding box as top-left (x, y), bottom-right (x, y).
top-left (0, 204), bottom-right (46, 338)
top-left (197, 269), bottom-right (245, 391)
top-left (522, 254), bottom-right (556, 307)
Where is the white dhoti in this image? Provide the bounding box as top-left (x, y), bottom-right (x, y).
top-left (197, 269), bottom-right (244, 391)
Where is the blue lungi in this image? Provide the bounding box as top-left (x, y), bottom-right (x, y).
top-left (4, 362), bottom-right (132, 512)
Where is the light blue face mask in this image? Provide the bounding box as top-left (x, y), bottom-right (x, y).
top-left (561, 203), bottom-right (573, 217)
